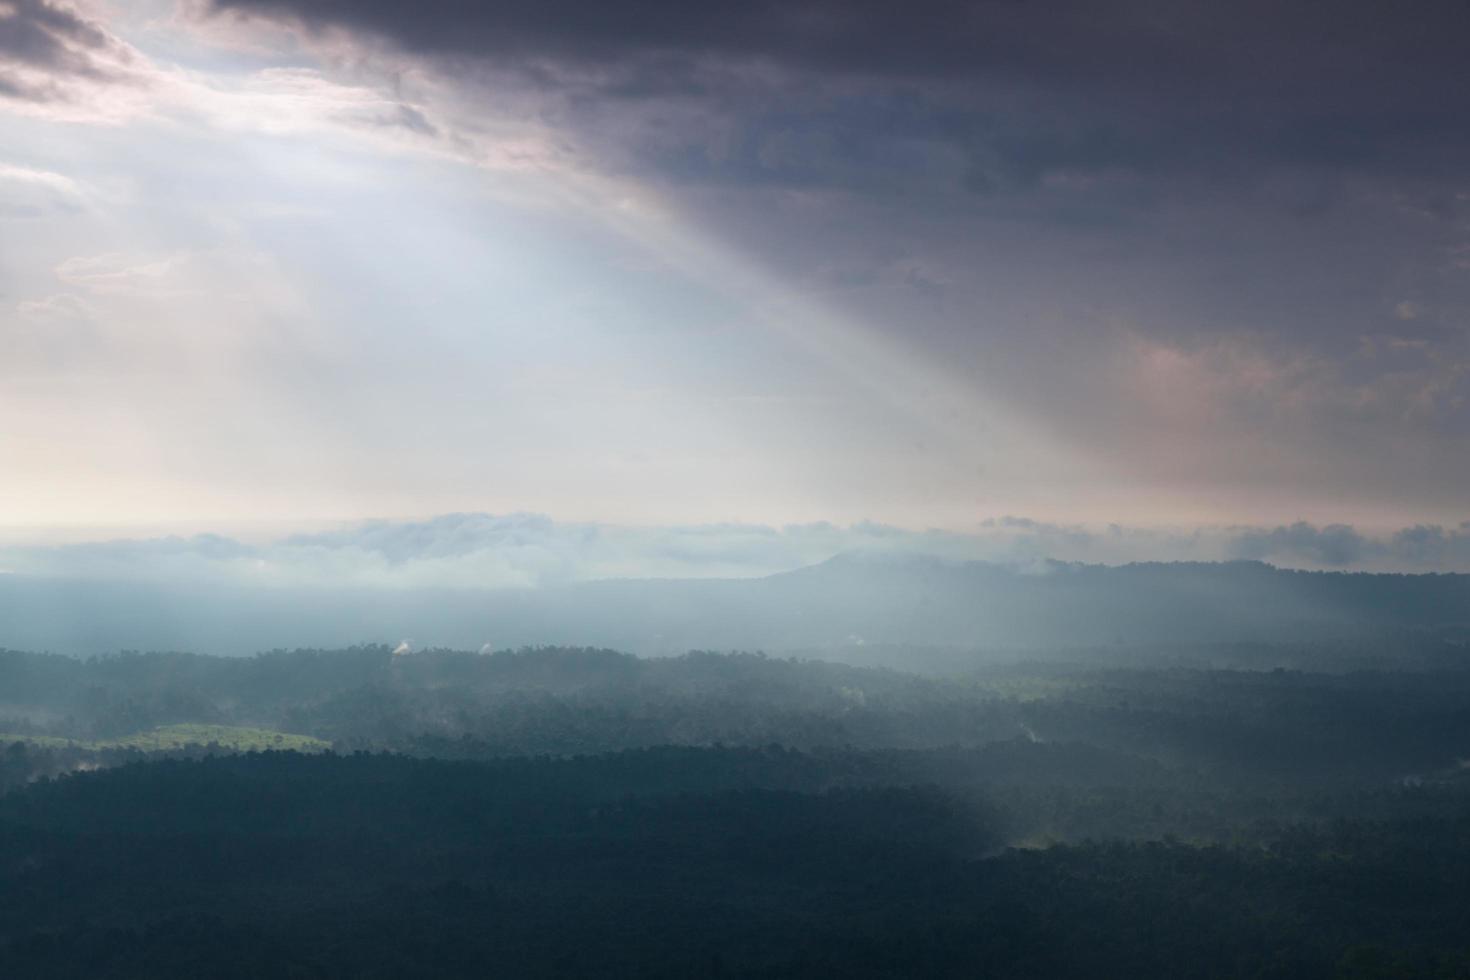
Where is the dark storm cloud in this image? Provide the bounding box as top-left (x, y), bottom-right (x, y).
top-left (206, 0), bottom-right (1467, 96)
top-left (0, 0), bottom-right (110, 78)
top-left (0, 0), bottom-right (131, 101)
top-left (210, 0), bottom-right (1470, 186)
top-left (0, 0), bottom-right (107, 65)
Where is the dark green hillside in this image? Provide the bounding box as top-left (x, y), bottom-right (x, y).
top-left (3, 751), bottom-right (1470, 979)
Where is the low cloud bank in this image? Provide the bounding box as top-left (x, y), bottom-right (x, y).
top-left (2, 513), bottom-right (1469, 592)
top-left (1226, 521), bottom-right (1470, 570)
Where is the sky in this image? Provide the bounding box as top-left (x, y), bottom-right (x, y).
top-left (1, 0), bottom-right (1468, 574)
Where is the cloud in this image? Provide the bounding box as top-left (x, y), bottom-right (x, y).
top-left (0, 160), bottom-right (85, 214)
top-left (53, 251), bottom-right (191, 295)
top-left (0, 0), bottom-right (463, 153)
top-left (1226, 522), bottom-right (1373, 567)
top-left (0, 0), bottom-right (118, 81)
top-left (5, 514), bottom-right (1470, 594)
top-left (205, 0), bottom-right (1470, 193)
top-left (1223, 521), bottom-right (1470, 569)
top-left (202, 0), bottom-right (1465, 98)
top-left (0, 0), bottom-right (153, 117)
top-left (14, 291), bottom-right (93, 320)
top-left (1389, 524), bottom-right (1470, 567)
top-left (2, 245), bottom-right (314, 395)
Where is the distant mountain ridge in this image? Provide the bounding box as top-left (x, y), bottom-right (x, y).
top-left (0, 553), bottom-right (1466, 658)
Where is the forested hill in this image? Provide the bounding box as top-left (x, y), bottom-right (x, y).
top-left (572, 555), bottom-right (1470, 652)
top-left (6, 644), bottom-right (1470, 976)
top-left (0, 556), bottom-right (1467, 656)
top-left (5, 749), bottom-right (1470, 979)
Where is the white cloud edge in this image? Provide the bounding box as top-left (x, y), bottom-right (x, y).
top-left (3, 512), bottom-right (1469, 592)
